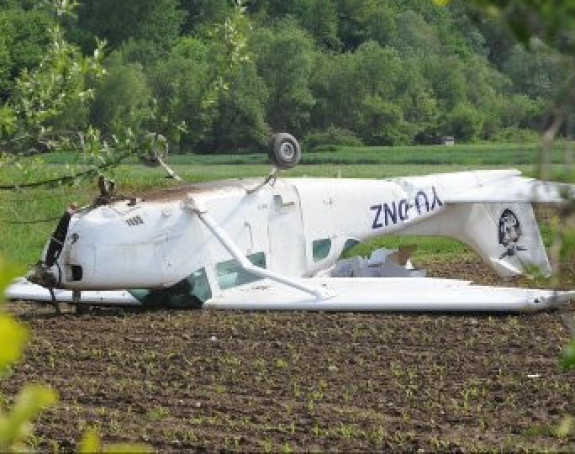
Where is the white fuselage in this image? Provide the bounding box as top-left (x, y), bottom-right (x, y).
top-left (50, 170), bottom-right (551, 298)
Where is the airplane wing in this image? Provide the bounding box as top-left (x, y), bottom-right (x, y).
top-left (444, 175), bottom-right (575, 203)
top-left (205, 277), bottom-right (574, 313)
top-left (7, 277), bottom-right (574, 313)
top-left (6, 278), bottom-right (141, 306)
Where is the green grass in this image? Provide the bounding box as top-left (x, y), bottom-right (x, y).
top-left (35, 140), bottom-right (573, 167)
top-left (346, 235), bottom-right (470, 262)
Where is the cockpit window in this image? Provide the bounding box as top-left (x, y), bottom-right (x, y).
top-left (341, 239), bottom-right (360, 256)
top-left (129, 267), bottom-right (211, 309)
top-left (216, 252), bottom-right (266, 290)
top-left (313, 238), bottom-right (332, 262)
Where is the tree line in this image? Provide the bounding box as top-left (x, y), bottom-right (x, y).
top-left (0, 0), bottom-right (572, 153)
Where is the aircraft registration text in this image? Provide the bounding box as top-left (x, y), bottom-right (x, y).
top-left (370, 186), bottom-right (443, 229)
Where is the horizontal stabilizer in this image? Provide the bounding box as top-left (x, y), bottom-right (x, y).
top-left (445, 176), bottom-right (575, 203)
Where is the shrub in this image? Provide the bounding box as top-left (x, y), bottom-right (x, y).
top-left (492, 127), bottom-right (540, 143)
top-left (304, 126), bottom-right (364, 151)
top-left (443, 103), bottom-right (485, 141)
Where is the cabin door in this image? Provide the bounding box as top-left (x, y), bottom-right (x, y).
top-left (267, 186), bottom-right (307, 276)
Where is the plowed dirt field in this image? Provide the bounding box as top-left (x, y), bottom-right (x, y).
top-left (3, 257), bottom-right (575, 452)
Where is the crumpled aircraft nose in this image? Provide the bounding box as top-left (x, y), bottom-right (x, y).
top-left (44, 203), bottom-right (78, 267)
top-left (25, 261), bottom-right (59, 288)
top-left (27, 203), bottom-right (78, 289)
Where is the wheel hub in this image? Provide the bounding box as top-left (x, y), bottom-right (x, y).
top-left (279, 142), bottom-right (295, 160)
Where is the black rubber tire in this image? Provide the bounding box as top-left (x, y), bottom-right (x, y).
top-left (268, 133), bottom-right (301, 170)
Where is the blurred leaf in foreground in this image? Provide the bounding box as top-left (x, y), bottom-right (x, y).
top-left (79, 428), bottom-right (152, 453)
top-left (0, 384), bottom-right (58, 451)
top-left (0, 314), bottom-right (27, 373)
top-left (0, 257), bottom-right (25, 373)
top-left (0, 257), bottom-right (18, 298)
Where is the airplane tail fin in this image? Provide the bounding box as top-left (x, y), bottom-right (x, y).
top-left (399, 201), bottom-right (552, 279)
top-left (460, 202), bottom-right (552, 278)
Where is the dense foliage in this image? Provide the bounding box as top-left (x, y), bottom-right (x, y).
top-left (0, 0), bottom-right (572, 153)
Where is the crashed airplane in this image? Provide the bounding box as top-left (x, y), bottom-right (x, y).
top-left (7, 133), bottom-right (575, 312)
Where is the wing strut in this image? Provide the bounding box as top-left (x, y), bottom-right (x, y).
top-left (185, 198), bottom-right (331, 301)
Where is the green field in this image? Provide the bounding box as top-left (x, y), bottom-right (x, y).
top-left (1, 142), bottom-right (569, 266)
top-left (34, 140), bottom-right (573, 167)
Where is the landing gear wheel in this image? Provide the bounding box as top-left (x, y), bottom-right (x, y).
top-left (268, 133), bottom-right (301, 170)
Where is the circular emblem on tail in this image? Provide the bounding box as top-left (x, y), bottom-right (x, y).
top-left (498, 209), bottom-right (524, 258)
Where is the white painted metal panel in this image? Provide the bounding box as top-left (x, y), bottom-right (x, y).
top-left (6, 280), bottom-right (141, 306)
top-left (446, 176), bottom-right (574, 203)
top-left (267, 185), bottom-right (307, 275)
top-left (9, 277), bottom-right (573, 312)
top-left (206, 277), bottom-right (574, 313)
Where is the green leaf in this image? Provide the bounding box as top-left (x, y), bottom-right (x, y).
top-left (554, 415), bottom-right (574, 438)
top-left (79, 428), bottom-right (101, 453)
top-left (0, 314), bottom-right (27, 371)
top-left (10, 385), bottom-right (58, 421)
top-left (0, 105), bottom-right (17, 137)
top-left (0, 257), bottom-right (19, 299)
top-left (79, 428), bottom-right (152, 453)
top-left (561, 337), bottom-right (575, 371)
top-left (0, 384), bottom-right (57, 448)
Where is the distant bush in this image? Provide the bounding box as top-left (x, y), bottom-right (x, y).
top-left (304, 127), bottom-right (364, 151)
top-left (492, 127), bottom-right (540, 143)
